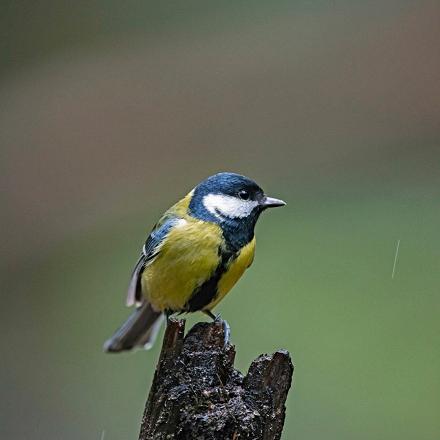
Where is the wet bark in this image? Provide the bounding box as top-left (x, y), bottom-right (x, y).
top-left (138, 318), bottom-right (294, 440)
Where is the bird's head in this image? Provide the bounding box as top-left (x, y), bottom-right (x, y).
top-left (189, 173), bottom-right (285, 239)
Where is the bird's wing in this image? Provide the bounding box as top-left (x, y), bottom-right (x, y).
top-left (126, 216), bottom-right (180, 307)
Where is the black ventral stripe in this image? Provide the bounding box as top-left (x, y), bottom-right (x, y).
top-left (185, 247), bottom-right (236, 312)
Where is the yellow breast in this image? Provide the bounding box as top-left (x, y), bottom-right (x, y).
top-left (205, 236), bottom-right (256, 310)
top-left (141, 218), bottom-right (223, 311)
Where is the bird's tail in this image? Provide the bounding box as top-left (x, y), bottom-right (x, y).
top-left (103, 302), bottom-right (164, 353)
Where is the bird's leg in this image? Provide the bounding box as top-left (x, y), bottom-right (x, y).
top-left (203, 310), bottom-right (219, 321)
top-left (165, 309), bottom-right (173, 323)
top-left (204, 310), bottom-right (230, 346)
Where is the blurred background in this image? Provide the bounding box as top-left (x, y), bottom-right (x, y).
top-left (1, 1), bottom-right (439, 439)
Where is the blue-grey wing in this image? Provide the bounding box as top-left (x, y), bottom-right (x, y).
top-left (126, 217), bottom-right (179, 307)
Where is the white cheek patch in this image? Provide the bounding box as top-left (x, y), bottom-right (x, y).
top-left (203, 194), bottom-right (259, 219)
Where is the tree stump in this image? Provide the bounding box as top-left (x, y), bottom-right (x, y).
top-left (138, 318), bottom-right (294, 440)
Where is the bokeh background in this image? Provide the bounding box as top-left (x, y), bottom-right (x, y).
top-left (1, 1), bottom-right (439, 439)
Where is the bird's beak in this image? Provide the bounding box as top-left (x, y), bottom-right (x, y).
top-left (261, 196), bottom-right (286, 208)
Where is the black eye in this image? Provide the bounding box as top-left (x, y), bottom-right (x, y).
top-left (238, 190), bottom-right (250, 200)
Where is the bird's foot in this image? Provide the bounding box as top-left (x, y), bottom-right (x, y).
top-left (221, 319), bottom-right (231, 346)
top-left (203, 310), bottom-right (230, 345)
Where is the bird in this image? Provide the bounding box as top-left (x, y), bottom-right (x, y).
top-left (104, 172), bottom-right (285, 353)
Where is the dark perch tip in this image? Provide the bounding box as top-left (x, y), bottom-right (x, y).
top-left (139, 319), bottom-right (294, 440)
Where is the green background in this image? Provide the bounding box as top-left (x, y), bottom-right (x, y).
top-left (1, 1), bottom-right (439, 439)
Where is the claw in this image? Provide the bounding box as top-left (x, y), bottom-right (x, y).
top-left (214, 313), bottom-right (222, 322)
top-left (203, 311), bottom-right (230, 346)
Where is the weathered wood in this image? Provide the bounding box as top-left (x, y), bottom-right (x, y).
top-left (138, 318), bottom-right (294, 440)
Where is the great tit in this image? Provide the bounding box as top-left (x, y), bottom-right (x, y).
top-left (104, 172), bottom-right (285, 352)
